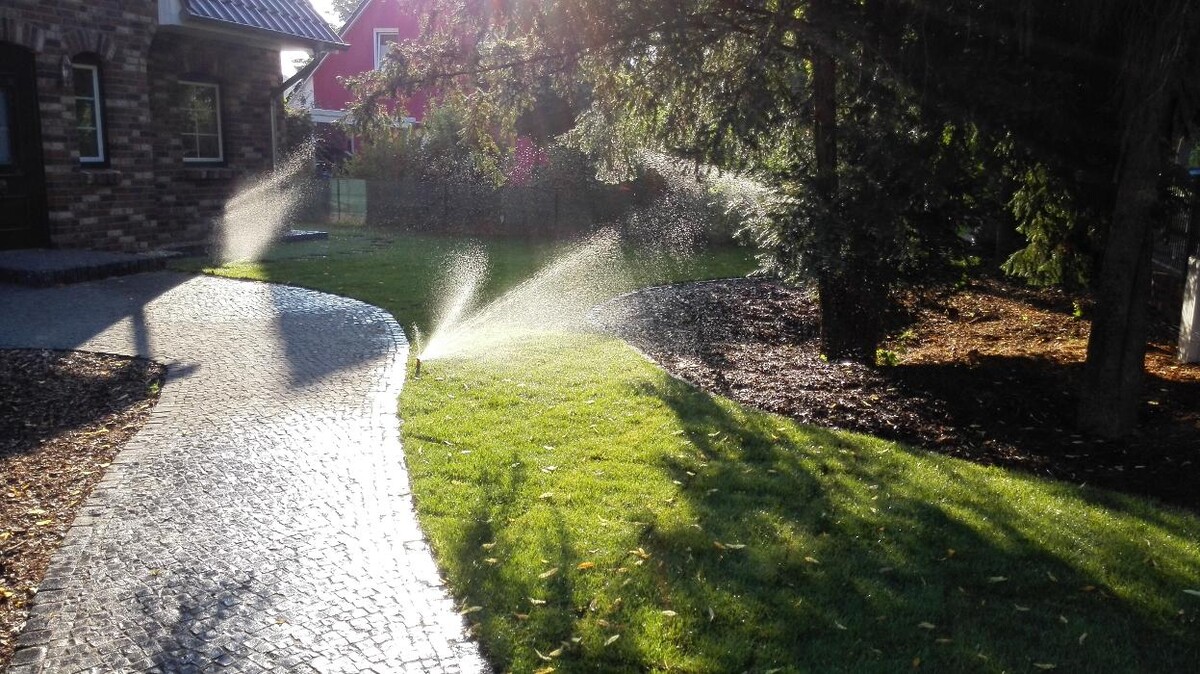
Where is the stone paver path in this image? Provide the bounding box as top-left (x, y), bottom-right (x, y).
top-left (0, 273), bottom-right (486, 673)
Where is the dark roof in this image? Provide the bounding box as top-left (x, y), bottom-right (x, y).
top-left (183, 0), bottom-right (346, 49)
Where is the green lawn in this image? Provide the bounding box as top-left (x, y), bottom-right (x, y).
top-left (177, 226), bottom-right (754, 338)
top-left (182, 227), bottom-right (1200, 672)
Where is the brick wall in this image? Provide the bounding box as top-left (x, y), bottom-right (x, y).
top-left (1, 0), bottom-right (282, 251)
top-left (147, 35), bottom-right (281, 250)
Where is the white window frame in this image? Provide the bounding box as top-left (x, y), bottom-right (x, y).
top-left (74, 63), bottom-right (105, 164)
top-left (374, 28), bottom-right (400, 69)
top-left (179, 79), bottom-right (223, 163)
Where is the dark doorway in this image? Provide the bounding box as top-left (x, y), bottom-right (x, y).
top-left (0, 42), bottom-right (49, 249)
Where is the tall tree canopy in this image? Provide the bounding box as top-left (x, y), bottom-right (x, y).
top-left (329, 0), bottom-right (360, 23)
top-left (349, 0), bottom-right (1200, 437)
top-left (350, 0), bottom-right (986, 358)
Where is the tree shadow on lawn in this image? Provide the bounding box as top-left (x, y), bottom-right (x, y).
top-left (634, 375), bottom-right (1200, 672)
top-left (437, 455), bottom-right (601, 671)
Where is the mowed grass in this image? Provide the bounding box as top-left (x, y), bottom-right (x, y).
top-left (187, 228), bottom-right (1200, 672)
top-left (174, 226), bottom-right (754, 335)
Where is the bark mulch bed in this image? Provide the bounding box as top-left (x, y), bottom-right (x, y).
top-left (0, 349), bottom-right (163, 669)
top-left (599, 277), bottom-right (1200, 512)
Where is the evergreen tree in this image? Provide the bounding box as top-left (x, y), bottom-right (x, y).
top-left (348, 0), bottom-right (980, 362)
top-left (349, 0), bottom-right (1200, 436)
top-left (329, 0), bottom-right (359, 24)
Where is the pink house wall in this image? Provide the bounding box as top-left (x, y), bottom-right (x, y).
top-left (311, 0), bottom-right (425, 119)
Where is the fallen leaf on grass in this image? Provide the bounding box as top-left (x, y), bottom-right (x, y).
top-left (629, 547), bottom-right (651, 559)
top-left (535, 648), bottom-right (553, 661)
top-left (539, 567), bottom-right (559, 579)
top-left (604, 634), bottom-right (620, 646)
top-left (1033, 664), bottom-right (1056, 670)
top-left (988, 576), bottom-right (1008, 583)
top-left (484, 558), bottom-right (499, 565)
top-left (804, 556), bottom-right (820, 564)
top-left (533, 667), bottom-right (555, 674)
top-left (480, 542), bottom-right (496, 550)
top-left (661, 610), bottom-right (678, 617)
top-left (918, 622), bottom-right (936, 630)
top-left (1183, 589), bottom-right (1200, 598)
top-left (529, 597), bottom-right (547, 605)
top-left (460, 606), bottom-right (483, 615)
top-left (576, 562), bottom-right (595, 571)
top-left (538, 492), bottom-right (554, 500)
top-left (1078, 633), bottom-right (1088, 645)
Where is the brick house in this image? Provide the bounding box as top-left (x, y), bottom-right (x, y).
top-left (0, 0), bottom-right (343, 252)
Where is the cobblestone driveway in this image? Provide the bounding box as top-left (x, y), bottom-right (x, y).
top-left (0, 273), bottom-right (486, 673)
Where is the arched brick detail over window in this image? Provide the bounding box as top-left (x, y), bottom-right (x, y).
top-left (0, 10), bottom-right (48, 52)
top-left (64, 29), bottom-right (116, 62)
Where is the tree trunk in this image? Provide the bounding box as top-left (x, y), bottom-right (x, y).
top-left (819, 271), bottom-right (885, 362)
top-left (810, 8), bottom-right (878, 361)
top-left (1076, 1), bottom-right (1198, 438)
top-left (811, 49), bottom-right (837, 202)
top-left (1076, 93), bottom-right (1172, 438)
top-left (1076, 187), bottom-right (1155, 437)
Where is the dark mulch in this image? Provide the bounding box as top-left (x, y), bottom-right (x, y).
top-left (598, 277), bottom-right (1200, 512)
top-left (0, 349), bottom-right (163, 668)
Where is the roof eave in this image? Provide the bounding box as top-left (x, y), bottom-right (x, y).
top-left (178, 13), bottom-right (348, 51)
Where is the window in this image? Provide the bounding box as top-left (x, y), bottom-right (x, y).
top-left (179, 80), bottom-right (222, 162)
top-left (73, 61), bottom-right (105, 164)
top-left (374, 29), bottom-right (399, 69)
